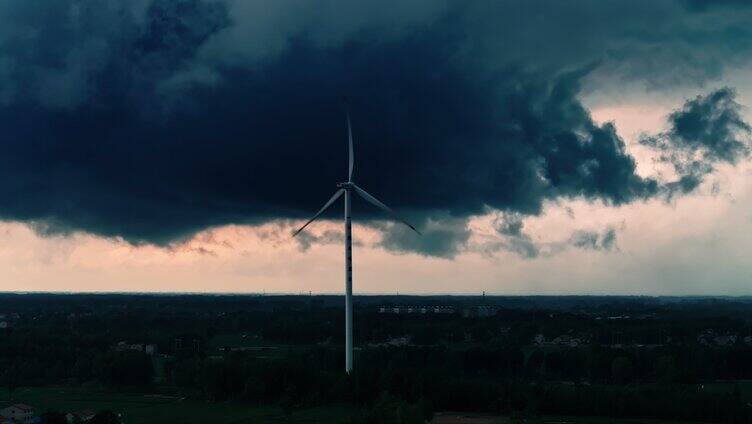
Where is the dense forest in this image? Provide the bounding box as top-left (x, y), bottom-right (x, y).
top-left (1, 294), bottom-right (752, 423)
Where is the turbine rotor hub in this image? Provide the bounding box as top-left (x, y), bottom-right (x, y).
top-left (337, 182), bottom-right (354, 189)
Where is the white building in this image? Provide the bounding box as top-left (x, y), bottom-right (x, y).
top-left (378, 305), bottom-right (455, 315)
top-left (1, 404), bottom-right (34, 423)
top-left (145, 344), bottom-right (157, 355)
top-left (66, 409), bottom-right (96, 423)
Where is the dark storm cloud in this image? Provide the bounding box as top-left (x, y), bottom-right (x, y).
top-left (570, 227), bottom-right (618, 252)
top-left (492, 213), bottom-right (540, 259)
top-left (681, 0), bottom-right (752, 12)
top-left (379, 216), bottom-right (471, 259)
top-left (459, 1), bottom-right (752, 89)
top-left (0, 0), bottom-right (749, 256)
top-left (640, 88), bottom-right (751, 196)
top-left (486, 213), bottom-right (619, 259)
top-left (295, 229), bottom-right (361, 253)
top-left (666, 88), bottom-right (750, 163)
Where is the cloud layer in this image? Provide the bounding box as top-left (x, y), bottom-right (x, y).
top-left (0, 0), bottom-right (749, 257)
top-left (640, 88), bottom-right (751, 194)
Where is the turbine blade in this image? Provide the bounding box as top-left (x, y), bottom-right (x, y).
top-left (292, 189), bottom-right (345, 237)
top-left (353, 184), bottom-right (421, 235)
top-left (347, 109), bottom-right (354, 182)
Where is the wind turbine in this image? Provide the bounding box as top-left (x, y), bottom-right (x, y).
top-left (292, 107), bottom-right (420, 373)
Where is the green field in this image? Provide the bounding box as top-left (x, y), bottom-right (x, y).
top-left (2, 384), bottom-right (741, 423)
top-left (206, 333), bottom-right (307, 359)
top-left (0, 387), bottom-right (354, 424)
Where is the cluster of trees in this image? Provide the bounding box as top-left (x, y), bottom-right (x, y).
top-left (2, 294), bottom-right (752, 422)
top-left (1, 349), bottom-right (154, 394)
top-left (159, 345), bottom-right (751, 422)
top-left (41, 410), bottom-right (120, 424)
top-left (524, 344), bottom-right (752, 383)
top-left (534, 384), bottom-right (750, 423)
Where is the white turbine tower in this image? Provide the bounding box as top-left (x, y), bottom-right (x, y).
top-left (292, 108), bottom-right (420, 373)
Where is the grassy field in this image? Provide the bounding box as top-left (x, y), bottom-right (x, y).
top-left (0, 385), bottom-right (734, 423)
top-left (0, 387), bottom-right (355, 424)
top-left (697, 380), bottom-right (752, 401)
top-left (208, 333), bottom-right (269, 352)
top-left (206, 333), bottom-right (307, 359)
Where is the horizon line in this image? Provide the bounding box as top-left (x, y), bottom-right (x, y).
top-left (0, 290), bottom-right (750, 298)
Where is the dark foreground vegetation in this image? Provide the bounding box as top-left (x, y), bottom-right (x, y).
top-left (1, 294), bottom-right (752, 423)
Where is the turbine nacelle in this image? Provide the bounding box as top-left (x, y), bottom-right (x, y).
top-left (336, 182), bottom-right (354, 189)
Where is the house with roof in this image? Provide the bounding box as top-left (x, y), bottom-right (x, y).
top-left (65, 409), bottom-right (96, 423)
top-left (0, 404), bottom-right (35, 423)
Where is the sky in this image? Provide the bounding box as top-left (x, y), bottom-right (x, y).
top-left (0, 0), bottom-right (751, 294)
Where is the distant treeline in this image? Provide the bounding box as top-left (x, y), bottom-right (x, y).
top-left (2, 294), bottom-right (752, 422)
